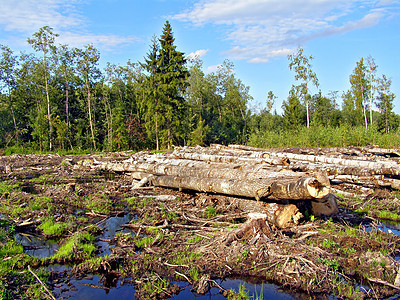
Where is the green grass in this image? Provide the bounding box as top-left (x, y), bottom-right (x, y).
top-left (187, 234), bottom-right (204, 243)
top-left (83, 194), bottom-right (112, 214)
top-left (53, 231), bottom-right (96, 261)
top-left (141, 275), bottom-right (170, 299)
top-left (136, 236), bottom-right (155, 248)
top-left (377, 210), bottom-right (400, 221)
top-left (38, 217), bottom-right (71, 238)
top-left (204, 206), bottom-right (219, 218)
top-left (171, 251), bottom-right (203, 266)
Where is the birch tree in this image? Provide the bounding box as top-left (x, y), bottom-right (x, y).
top-left (366, 56), bottom-right (377, 125)
top-left (74, 44), bottom-right (101, 149)
top-left (0, 45), bottom-right (18, 134)
top-left (27, 26), bottom-right (58, 150)
top-left (288, 47), bottom-right (319, 128)
top-left (349, 58), bottom-right (369, 129)
top-left (377, 75), bottom-right (395, 133)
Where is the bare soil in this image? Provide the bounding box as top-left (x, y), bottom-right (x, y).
top-left (1, 152), bottom-right (400, 299)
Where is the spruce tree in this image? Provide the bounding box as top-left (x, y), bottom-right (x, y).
top-left (141, 36), bottom-right (162, 150)
top-left (158, 21), bottom-right (189, 149)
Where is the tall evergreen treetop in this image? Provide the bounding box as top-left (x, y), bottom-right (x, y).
top-left (157, 20), bottom-right (190, 149)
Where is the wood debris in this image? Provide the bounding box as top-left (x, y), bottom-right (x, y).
top-left (89, 144), bottom-right (400, 228)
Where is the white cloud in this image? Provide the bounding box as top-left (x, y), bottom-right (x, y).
top-left (58, 32), bottom-right (140, 50)
top-left (0, 0), bottom-right (82, 32)
top-left (205, 64), bottom-right (221, 73)
top-left (174, 0), bottom-right (396, 63)
top-left (0, 0), bottom-right (137, 51)
top-left (187, 49), bottom-right (209, 60)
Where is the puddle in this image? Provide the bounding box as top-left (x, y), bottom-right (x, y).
top-left (57, 275), bottom-right (135, 300)
top-left (170, 278), bottom-right (296, 299)
top-left (47, 264), bottom-right (71, 272)
top-left (15, 233), bottom-right (58, 258)
top-left (96, 214), bottom-right (135, 256)
top-left (60, 277), bottom-right (296, 300)
top-left (364, 220), bottom-right (400, 236)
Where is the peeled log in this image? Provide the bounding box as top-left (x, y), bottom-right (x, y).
top-left (270, 176), bottom-right (330, 200)
top-left (147, 173), bottom-right (330, 201)
top-left (92, 155), bottom-right (330, 201)
top-left (172, 150), bottom-right (288, 166)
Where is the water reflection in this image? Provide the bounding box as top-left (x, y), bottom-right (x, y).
top-left (61, 276), bottom-right (135, 300)
top-left (64, 277), bottom-right (295, 300)
top-left (15, 233), bottom-right (58, 258)
top-left (364, 220), bottom-right (400, 236)
top-left (96, 214), bottom-right (135, 256)
top-left (171, 279), bottom-right (295, 299)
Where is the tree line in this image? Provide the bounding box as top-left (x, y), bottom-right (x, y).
top-left (0, 22), bottom-right (398, 153)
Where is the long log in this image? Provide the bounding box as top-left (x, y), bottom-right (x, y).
top-left (172, 150), bottom-right (288, 166)
top-left (92, 157), bottom-right (330, 200)
top-left (142, 173), bottom-right (330, 201)
top-left (331, 174), bottom-right (400, 190)
top-left (94, 157), bottom-right (298, 182)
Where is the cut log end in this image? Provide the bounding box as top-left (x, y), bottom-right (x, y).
top-left (311, 193), bottom-right (339, 216)
top-left (306, 178), bottom-right (331, 199)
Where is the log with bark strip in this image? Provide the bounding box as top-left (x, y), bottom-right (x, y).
top-left (92, 155), bottom-right (330, 201)
top-left (89, 147), bottom-right (339, 229)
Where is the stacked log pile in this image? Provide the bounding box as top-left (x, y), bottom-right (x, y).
top-left (223, 144), bottom-right (400, 194)
top-left (90, 144), bottom-right (400, 228)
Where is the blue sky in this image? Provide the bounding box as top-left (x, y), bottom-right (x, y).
top-left (1, 0), bottom-right (399, 114)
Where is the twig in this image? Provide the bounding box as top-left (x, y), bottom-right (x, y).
top-left (27, 265), bottom-right (56, 300)
top-left (164, 261), bottom-right (189, 268)
top-left (367, 277), bottom-right (400, 290)
top-left (175, 271), bottom-right (192, 284)
top-left (78, 282), bottom-right (109, 290)
top-left (210, 279), bottom-right (227, 292)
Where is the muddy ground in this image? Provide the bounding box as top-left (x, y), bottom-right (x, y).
top-left (1, 152), bottom-right (400, 299)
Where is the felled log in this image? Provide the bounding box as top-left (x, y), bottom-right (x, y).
top-left (96, 156), bottom-right (295, 182)
top-left (223, 144), bottom-right (400, 176)
top-left (130, 172), bottom-right (329, 201)
top-left (93, 158), bottom-right (330, 201)
top-left (331, 175), bottom-right (400, 190)
top-left (90, 148), bottom-right (339, 221)
top-left (172, 150), bottom-right (288, 166)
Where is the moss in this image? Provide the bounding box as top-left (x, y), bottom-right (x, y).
top-left (203, 206), bottom-right (218, 218)
top-left (54, 231), bottom-right (96, 261)
top-left (38, 217), bottom-right (71, 238)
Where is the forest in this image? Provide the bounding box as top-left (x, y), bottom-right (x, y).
top-left (0, 21), bottom-right (399, 154)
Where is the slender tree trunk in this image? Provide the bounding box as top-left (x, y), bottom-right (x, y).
top-left (102, 87), bottom-right (111, 151)
top-left (43, 56), bottom-right (52, 150)
top-left (386, 103), bottom-right (390, 133)
top-left (64, 75), bottom-right (70, 128)
top-left (306, 98), bottom-right (310, 128)
top-left (363, 100), bottom-right (368, 130)
top-left (86, 77), bottom-right (96, 149)
top-left (155, 109), bottom-right (159, 151)
top-left (8, 94), bottom-right (17, 134)
top-left (369, 70), bottom-right (373, 125)
top-left (167, 120), bottom-right (171, 150)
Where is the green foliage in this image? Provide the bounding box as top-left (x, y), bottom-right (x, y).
top-left (248, 124), bottom-right (400, 149)
top-left (0, 25), bottom-right (399, 152)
